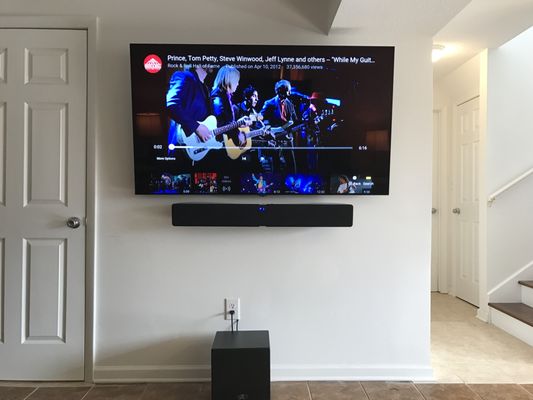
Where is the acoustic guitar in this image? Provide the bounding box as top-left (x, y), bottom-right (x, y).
top-left (171, 115), bottom-right (258, 162)
top-left (223, 125), bottom-right (272, 160)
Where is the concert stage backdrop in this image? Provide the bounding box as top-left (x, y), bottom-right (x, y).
top-left (130, 44), bottom-right (394, 195)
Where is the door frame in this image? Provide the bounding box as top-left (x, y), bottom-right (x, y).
top-left (0, 16), bottom-right (98, 382)
top-left (431, 110), bottom-right (440, 292)
top-left (477, 50), bottom-right (488, 321)
top-left (432, 107), bottom-right (450, 294)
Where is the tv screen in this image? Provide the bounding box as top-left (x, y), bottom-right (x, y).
top-left (130, 44), bottom-right (394, 195)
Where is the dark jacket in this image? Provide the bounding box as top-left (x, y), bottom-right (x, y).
top-left (166, 70), bottom-right (211, 136)
top-left (233, 101), bottom-right (253, 120)
top-left (211, 87), bottom-right (240, 143)
top-left (233, 102), bottom-right (263, 131)
top-left (260, 96), bottom-right (297, 127)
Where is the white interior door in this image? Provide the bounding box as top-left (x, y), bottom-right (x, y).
top-left (0, 29), bottom-right (86, 380)
top-left (453, 97), bottom-right (480, 306)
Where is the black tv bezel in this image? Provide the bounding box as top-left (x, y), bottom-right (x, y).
top-left (130, 43), bottom-right (395, 196)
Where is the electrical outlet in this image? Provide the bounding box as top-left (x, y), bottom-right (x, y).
top-left (225, 298), bottom-right (241, 320)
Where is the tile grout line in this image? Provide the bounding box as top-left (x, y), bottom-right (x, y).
top-left (517, 384), bottom-right (533, 397)
top-left (138, 383), bottom-right (149, 400)
top-left (359, 381), bottom-right (371, 400)
top-left (21, 387), bottom-right (38, 400)
top-left (305, 381), bottom-right (312, 400)
top-left (465, 384), bottom-right (478, 400)
top-left (473, 386), bottom-right (486, 400)
top-left (413, 382), bottom-right (428, 400)
top-left (79, 384), bottom-right (95, 400)
top-left (466, 383), bottom-right (521, 400)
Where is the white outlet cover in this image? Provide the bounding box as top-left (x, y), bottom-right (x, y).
top-left (225, 298), bottom-right (241, 320)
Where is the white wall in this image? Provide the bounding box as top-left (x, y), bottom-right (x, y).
top-left (0, 1), bottom-right (434, 381)
top-left (435, 53), bottom-right (480, 107)
top-left (486, 27), bottom-right (533, 290)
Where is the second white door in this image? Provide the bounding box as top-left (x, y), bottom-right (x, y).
top-left (453, 97), bottom-right (480, 306)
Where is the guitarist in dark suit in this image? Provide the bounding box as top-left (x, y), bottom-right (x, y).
top-left (260, 80), bottom-right (297, 127)
top-left (166, 66), bottom-right (212, 152)
top-left (260, 80), bottom-right (298, 173)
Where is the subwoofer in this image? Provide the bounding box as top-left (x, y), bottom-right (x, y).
top-left (211, 330), bottom-right (270, 400)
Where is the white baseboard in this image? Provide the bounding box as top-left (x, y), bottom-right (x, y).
top-left (93, 365), bottom-right (211, 383)
top-left (477, 306), bottom-right (489, 322)
top-left (93, 364), bottom-right (434, 383)
top-left (490, 308), bottom-right (533, 346)
top-left (271, 364), bottom-right (434, 382)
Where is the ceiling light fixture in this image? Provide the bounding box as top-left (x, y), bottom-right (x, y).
top-left (432, 44), bottom-right (445, 63)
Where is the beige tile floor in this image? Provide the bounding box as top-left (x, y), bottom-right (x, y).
top-left (1, 294), bottom-right (532, 399)
top-left (431, 292), bottom-right (533, 383)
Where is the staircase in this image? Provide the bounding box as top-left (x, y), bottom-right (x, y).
top-left (489, 281), bottom-right (533, 346)
top-left (486, 167), bottom-right (533, 345)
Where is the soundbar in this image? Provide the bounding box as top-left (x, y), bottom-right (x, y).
top-left (172, 203), bottom-right (353, 227)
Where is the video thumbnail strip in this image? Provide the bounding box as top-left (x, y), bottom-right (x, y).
top-left (147, 172), bottom-right (375, 195)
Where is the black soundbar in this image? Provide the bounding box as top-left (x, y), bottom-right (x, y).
top-left (172, 203), bottom-right (353, 227)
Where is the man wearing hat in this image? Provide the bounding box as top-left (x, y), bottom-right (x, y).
top-left (260, 80), bottom-right (299, 173)
top-left (260, 80), bottom-right (298, 127)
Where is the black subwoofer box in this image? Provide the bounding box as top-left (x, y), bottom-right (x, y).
top-left (211, 330), bottom-right (270, 400)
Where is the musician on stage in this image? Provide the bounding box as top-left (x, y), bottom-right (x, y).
top-left (252, 173), bottom-right (272, 194)
top-left (232, 85), bottom-right (274, 169)
top-left (211, 65), bottom-right (250, 148)
top-left (260, 80), bottom-right (297, 127)
top-left (233, 85), bottom-right (260, 120)
top-left (260, 80), bottom-right (298, 172)
top-left (301, 91), bottom-right (326, 171)
top-left (336, 175), bottom-right (350, 194)
top-left (302, 92), bottom-right (324, 134)
top-left (166, 66), bottom-right (212, 151)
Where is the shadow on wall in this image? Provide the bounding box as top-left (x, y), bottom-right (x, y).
top-left (220, 0), bottom-right (328, 34)
top-left (113, 202), bottom-right (344, 233)
top-left (96, 334), bottom-right (215, 369)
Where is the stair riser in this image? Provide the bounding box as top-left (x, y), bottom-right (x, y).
top-left (522, 285), bottom-right (533, 308)
top-left (490, 308), bottom-right (533, 346)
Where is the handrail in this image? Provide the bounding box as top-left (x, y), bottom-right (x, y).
top-left (488, 167), bottom-right (533, 206)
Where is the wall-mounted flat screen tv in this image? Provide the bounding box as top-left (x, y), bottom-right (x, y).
top-left (130, 44), bottom-right (394, 195)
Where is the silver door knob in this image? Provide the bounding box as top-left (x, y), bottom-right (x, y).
top-left (452, 208), bottom-right (461, 214)
top-left (67, 217), bottom-right (81, 229)
top-left (432, 208), bottom-right (437, 214)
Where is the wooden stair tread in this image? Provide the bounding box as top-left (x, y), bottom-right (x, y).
top-left (518, 280), bottom-right (533, 289)
top-left (489, 302), bottom-right (533, 327)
